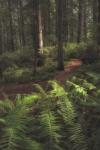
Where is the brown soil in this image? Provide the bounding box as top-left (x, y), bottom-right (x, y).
top-left (0, 59), bottom-right (82, 100)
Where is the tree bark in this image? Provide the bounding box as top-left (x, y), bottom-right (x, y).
top-left (97, 0), bottom-right (100, 45)
top-left (77, 0), bottom-right (83, 43)
top-left (56, 0), bottom-right (64, 70)
top-left (7, 0), bottom-right (15, 51)
top-left (83, 0), bottom-right (87, 41)
top-left (18, 0), bottom-right (26, 47)
top-left (69, 0), bottom-right (74, 42)
top-left (32, 0), bottom-right (43, 73)
top-left (92, 0), bottom-right (98, 42)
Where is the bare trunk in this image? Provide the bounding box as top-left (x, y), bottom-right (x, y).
top-left (7, 0), bottom-right (15, 51)
top-left (83, 0), bottom-right (87, 41)
top-left (77, 0), bottom-right (83, 43)
top-left (32, 0), bottom-right (43, 73)
top-left (97, 0), bottom-right (100, 45)
top-left (56, 0), bottom-right (64, 70)
top-left (18, 0), bottom-right (25, 47)
top-left (38, 5), bottom-right (43, 53)
top-left (92, 0), bottom-right (98, 42)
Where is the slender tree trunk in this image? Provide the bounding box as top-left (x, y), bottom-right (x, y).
top-left (62, 0), bottom-right (69, 42)
top-left (92, 0), bottom-right (98, 42)
top-left (56, 0), bottom-right (64, 70)
top-left (38, 4), bottom-right (43, 53)
top-left (0, 18), bottom-right (3, 54)
top-left (0, 25), bottom-right (2, 54)
top-left (97, 0), bottom-right (100, 45)
top-left (69, 0), bottom-right (74, 42)
top-left (83, 0), bottom-right (87, 41)
top-left (77, 0), bottom-right (83, 43)
top-left (18, 0), bottom-right (25, 47)
top-left (46, 0), bottom-right (51, 34)
top-left (32, 0), bottom-right (43, 73)
top-left (7, 0), bottom-right (15, 51)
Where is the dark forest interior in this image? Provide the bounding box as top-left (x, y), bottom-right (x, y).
top-left (0, 0), bottom-right (100, 150)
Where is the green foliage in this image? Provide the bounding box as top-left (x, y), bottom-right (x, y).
top-left (0, 81), bottom-right (88, 150)
top-left (0, 94), bottom-right (40, 150)
top-left (64, 42), bottom-right (98, 63)
top-left (0, 48), bottom-right (34, 68)
top-left (2, 65), bottom-right (33, 83)
top-left (0, 47), bottom-right (57, 83)
top-left (66, 62), bottom-right (100, 150)
top-left (64, 42), bottom-right (87, 60)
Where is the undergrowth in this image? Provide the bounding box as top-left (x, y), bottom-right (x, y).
top-left (0, 81), bottom-right (88, 150)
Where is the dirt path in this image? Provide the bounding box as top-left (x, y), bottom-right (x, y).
top-left (0, 59), bottom-right (82, 100)
top-left (54, 59), bottom-right (82, 82)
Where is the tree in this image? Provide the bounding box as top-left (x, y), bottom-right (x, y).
top-left (77, 0), bottom-right (83, 43)
top-left (83, 0), bottom-right (87, 41)
top-left (32, 0), bottom-right (43, 73)
top-left (18, 0), bottom-right (26, 47)
top-left (97, 0), bottom-right (100, 45)
top-left (62, 0), bottom-right (69, 42)
top-left (69, 0), bottom-right (74, 42)
top-left (56, 0), bottom-right (64, 70)
top-left (92, 0), bottom-right (98, 42)
top-left (7, 0), bottom-right (15, 51)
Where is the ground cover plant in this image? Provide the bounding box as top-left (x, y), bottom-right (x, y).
top-left (0, 81), bottom-right (88, 150)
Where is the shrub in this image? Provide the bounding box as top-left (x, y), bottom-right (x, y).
top-left (64, 42), bottom-right (87, 60)
top-left (43, 46), bottom-right (57, 59)
top-left (64, 42), bottom-right (98, 63)
top-left (44, 58), bottom-right (57, 72)
top-left (0, 48), bottom-right (34, 69)
top-left (81, 43), bottom-right (98, 63)
top-left (3, 65), bottom-right (33, 83)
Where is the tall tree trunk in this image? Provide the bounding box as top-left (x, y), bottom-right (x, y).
top-left (83, 0), bottom-right (87, 41)
top-left (92, 0), bottom-right (98, 42)
top-left (0, 23), bottom-right (2, 54)
top-left (97, 0), bottom-right (100, 45)
top-left (62, 0), bottom-right (69, 42)
top-left (18, 0), bottom-right (25, 47)
top-left (69, 0), bottom-right (74, 42)
top-left (77, 0), bottom-right (83, 43)
top-left (47, 0), bottom-right (51, 35)
top-left (38, 4), bottom-right (43, 53)
top-left (7, 0), bottom-right (15, 51)
top-left (56, 0), bottom-right (64, 70)
top-left (32, 0), bottom-right (43, 73)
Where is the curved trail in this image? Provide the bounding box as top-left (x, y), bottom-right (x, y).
top-left (0, 59), bottom-right (82, 100)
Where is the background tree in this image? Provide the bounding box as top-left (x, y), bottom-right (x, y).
top-left (77, 0), bottom-right (83, 43)
top-left (56, 0), bottom-right (64, 70)
top-left (97, 0), bottom-right (100, 45)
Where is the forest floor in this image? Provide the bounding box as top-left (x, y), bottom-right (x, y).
top-left (0, 59), bottom-right (82, 100)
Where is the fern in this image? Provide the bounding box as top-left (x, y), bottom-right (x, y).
top-left (40, 111), bottom-right (61, 150)
top-left (0, 94), bottom-right (41, 150)
top-left (0, 81), bottom-right (88, 150)
top-left (49, 81), bottom-right (88, 150)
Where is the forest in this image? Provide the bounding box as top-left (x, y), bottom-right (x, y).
top-left (0, 0), bottom-right (100, 150)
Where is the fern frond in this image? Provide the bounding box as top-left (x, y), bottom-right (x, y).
top-left (16, 93), bottom-right (39, 107)
top-left (49, 80), bottom-right (66, 97)
top-left (40, 110), bottom-right (61, 150)
top-left (0, 98), bottom-right (32, 150)
top-left (0, 100), bottom-right (15, 112)
top-left (69, 123), bottom-right (88, 150)
top-left (17, 137), bottom-right (43, 150)
top-left (34, 84), bottom-right (47, 98)
top-left (0, 128), bottom-right (18, 150)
